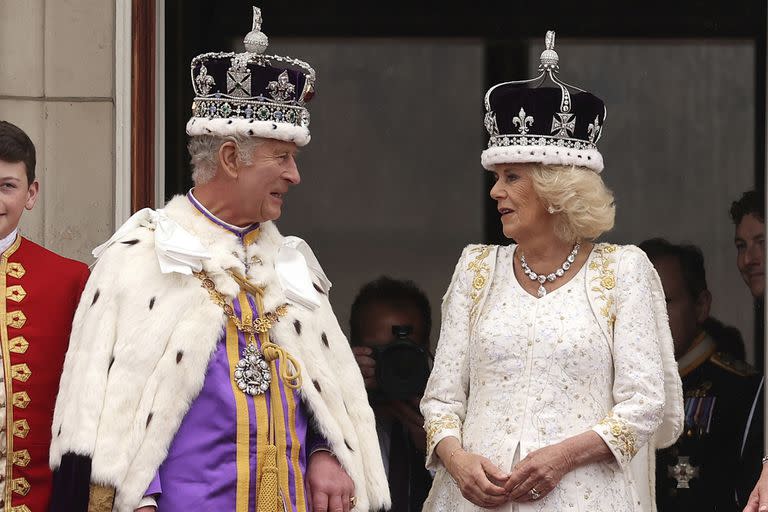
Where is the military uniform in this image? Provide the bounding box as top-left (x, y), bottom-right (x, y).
top-left (0, 233), bottom-right (88, 512)
top-left (656, 333), bottom-right (763, 511)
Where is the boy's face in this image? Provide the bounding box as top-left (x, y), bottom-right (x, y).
top-left (0, 160), bottom-right (38, 240)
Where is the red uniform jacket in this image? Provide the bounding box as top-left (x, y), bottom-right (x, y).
top-left (0, 236), bottom-right (88, 512)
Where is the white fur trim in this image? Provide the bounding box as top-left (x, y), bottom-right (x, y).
top-left (186, 117), bottom-right (311, 146)
top-left (481, 144), bottom-right (604, 173)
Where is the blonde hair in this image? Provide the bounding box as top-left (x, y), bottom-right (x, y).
top-left (529, 163), bottom-right (615, 242)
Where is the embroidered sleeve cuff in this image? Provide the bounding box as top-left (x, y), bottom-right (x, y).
top-left (424, 415), bottom-right (462, 471)
top-left (592, 413), bottom-right (639, 469)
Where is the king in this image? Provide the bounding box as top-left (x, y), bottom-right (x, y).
top-left (49, 7), bottom-right (389, 512)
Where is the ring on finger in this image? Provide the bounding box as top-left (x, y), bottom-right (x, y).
top-left (530, 487), bottom-right (541, 500)
top-left (350, 496), bottom-right (357, 508)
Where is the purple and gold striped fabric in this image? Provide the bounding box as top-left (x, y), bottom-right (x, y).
top-left (147, 194), bottom-right (312, 511)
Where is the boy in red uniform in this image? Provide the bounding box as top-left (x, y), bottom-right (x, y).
top-left (0, 120), bottom-right (88, 511)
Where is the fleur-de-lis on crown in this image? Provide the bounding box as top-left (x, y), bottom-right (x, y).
top-left (551, 112), bottom-right (576, 138)
top-left (588, 115), bottom-right (602, 143)
top-left (512, 108), bottom-right (534, 135)
top-left (195, 64), bottom-right (216, 96)
top-left (268, 70), bottom-right (295, 102)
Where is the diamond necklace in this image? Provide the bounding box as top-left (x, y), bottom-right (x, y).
top-left (520, 242), bottom-right (581, 297)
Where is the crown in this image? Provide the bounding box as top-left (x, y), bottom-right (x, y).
top-left (186, 7), bottom-right (316, 146)
top-left (481, 31), bottom-right (607, 173)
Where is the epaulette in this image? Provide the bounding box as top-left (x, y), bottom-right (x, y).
top-left (710, 351), bottom-right (759, 377)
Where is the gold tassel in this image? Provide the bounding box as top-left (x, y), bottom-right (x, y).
top-left (257, 444), bottom-right (281, 512)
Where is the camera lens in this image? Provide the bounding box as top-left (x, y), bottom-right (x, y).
top-left (375, 341), bottom-right (430, 400)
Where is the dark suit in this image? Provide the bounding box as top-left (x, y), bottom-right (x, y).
top-left (656, 336), bottom-right (763, 511)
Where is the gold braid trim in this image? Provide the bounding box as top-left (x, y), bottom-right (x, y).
top-left (425, 414), bottom-right (462, 451)
top-left (589, 244), bottom-right (618, 331)
top-left (597, 411), bottom-right (638, 462)
top-left (87, 484), bottom-right (116, 512)
top-left (467, 245), bottom-right (491, 322)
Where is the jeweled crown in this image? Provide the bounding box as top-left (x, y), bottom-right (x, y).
top-left (186, 7), bottom-right (316, 146)
top-left (481, 31), bottom-right (607, 173)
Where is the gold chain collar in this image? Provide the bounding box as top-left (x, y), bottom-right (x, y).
top-left (194, 270), bottom-right (290, 334)
top-left (193, 269), bottom-right (301, 390)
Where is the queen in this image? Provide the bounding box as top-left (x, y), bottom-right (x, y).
top-left (420, 32), bottom-right (684, 512)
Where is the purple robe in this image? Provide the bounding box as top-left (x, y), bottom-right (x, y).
top-left (144, 192), bottom-right (324, 511)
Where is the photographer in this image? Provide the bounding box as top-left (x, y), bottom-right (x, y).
top-left (350, 277), bottom-right (434, 512)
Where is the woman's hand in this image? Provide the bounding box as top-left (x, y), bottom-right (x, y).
top-left (504, 431), bottom-right (611, 503)
top-left (444, 447), bottom-right (509, 508)
top-left (503, 444), bottom-right (572, 502)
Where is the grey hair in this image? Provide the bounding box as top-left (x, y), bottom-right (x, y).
top-left (187, 134), bottom-right (265, 185)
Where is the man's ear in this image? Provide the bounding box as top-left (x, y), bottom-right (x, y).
top-left (24, 180), bottom-right (39, 211)
top-left (218, 141), bottom-right (239, 179)
top-left (695, 289), bottom-right (712, 324)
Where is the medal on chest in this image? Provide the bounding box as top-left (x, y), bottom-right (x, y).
top-left (234, 344), bottom-right (272, 395)
top-left (668, 455), bottom-right (700, 489)
top-left (683, 381), bottom-right (716, 437)
top-left (195, 270), bottom-right (299, 396)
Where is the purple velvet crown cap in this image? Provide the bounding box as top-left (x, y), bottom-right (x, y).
top-left (481, 31), bottom-right (606, 173)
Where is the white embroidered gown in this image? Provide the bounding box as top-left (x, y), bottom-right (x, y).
top-left (421, 244), bottom-right (667, 512)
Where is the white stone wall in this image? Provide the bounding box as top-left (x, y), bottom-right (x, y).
top-left (0, 0), bottom-right (115, 263)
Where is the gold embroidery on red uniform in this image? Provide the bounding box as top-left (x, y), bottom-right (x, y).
top-left (11, 393), bottom-right (29, 409)
top-left (12, 450), bottom-right (29, 467)
top-left (5, 286), bottom-right (25, 303)
top-left (12, 420), bottom-right (28, 439)
top-left (10, 365), bottom-right (30, 383)
top-left (5, 312), bottom-right (25, 329)
top-left (10, 477), bottom-right (29, 496)
top-left (8, 338), bottom-right (27, 355)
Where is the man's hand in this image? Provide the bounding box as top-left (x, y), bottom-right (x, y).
top-left (744, 464), bottom-right (768, 512)
top-left (307, 450), bottom-right (356, 512)
top-left (351, 346), bottom-right (376, 389)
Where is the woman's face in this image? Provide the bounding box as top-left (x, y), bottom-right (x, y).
top-left (488, 163), bottom-right (553, 241)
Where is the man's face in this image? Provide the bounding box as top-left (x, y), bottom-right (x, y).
top-left (357, 302), bottom-right (428, 350)
top-left (652, 255), bottom-right (710, 359)
top-left (236, 139), bottom-right (300, 223)
top-left (735, 213), bottom-right (766, 298)
top-left (0, 160), bottom-right (37, 239)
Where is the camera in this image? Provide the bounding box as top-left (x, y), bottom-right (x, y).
top-left (366, 325), bottom-right (431, 401)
